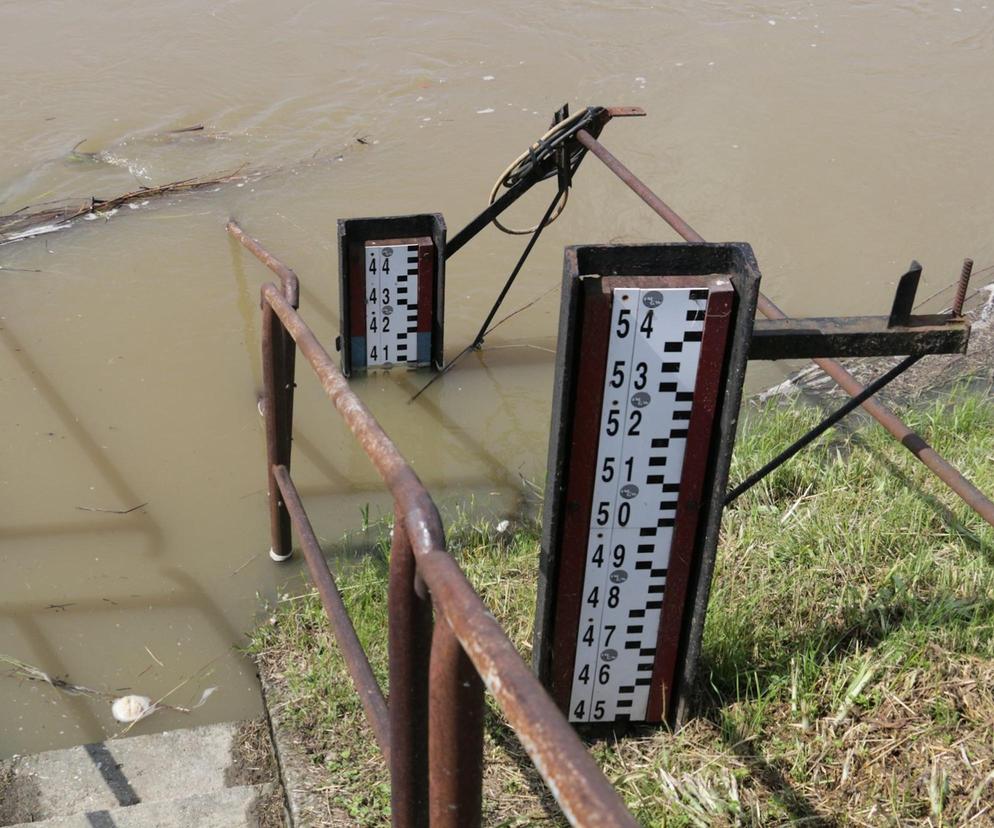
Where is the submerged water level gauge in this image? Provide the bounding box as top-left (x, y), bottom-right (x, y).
top-left (338, 214), bottom-right (446, 376)
top-left (534, 243), bottom-right (760, 726)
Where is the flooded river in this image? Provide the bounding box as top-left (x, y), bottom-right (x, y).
top-left (2, 0), bottom-right (993, 758)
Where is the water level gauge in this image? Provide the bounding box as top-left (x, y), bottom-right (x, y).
top-left (338, 214), bottom-right (446, 376)
top-left (534, 242), bottom-right (760, 726)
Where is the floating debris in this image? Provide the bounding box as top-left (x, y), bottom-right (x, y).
top-left (112, 695), bottom-right (153, 723)
top-left (1, 129), bottom-right (375, 246)
top-left (1, 653), bottom-right (217, 726)
top-left (0, 168), bottom-right (252, 245)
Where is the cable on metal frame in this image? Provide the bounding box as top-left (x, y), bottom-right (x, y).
top-left (487, 107), bottom-right (596, 234)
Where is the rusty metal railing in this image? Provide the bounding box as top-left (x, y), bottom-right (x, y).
top-left (228, 221), bottom-right (638, 827)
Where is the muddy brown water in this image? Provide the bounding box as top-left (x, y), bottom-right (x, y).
top-left (2, 0), bottom-right (993, 758)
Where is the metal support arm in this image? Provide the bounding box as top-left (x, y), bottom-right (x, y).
top-left (445, 106), bottom-right (644, 259)
top-left (748, 315), bottom-right (970, 360)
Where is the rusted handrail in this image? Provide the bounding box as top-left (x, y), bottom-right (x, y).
top-left (575, 128), bottom-right (994, 529)
top-left (259, 281), bottom-right (638, 826)
top-left (272, 464), bottom-right (391, 757)
top-left (228, 218), bottom-right (301, 561)
top-left (227, 219), bottom-right (299, 307)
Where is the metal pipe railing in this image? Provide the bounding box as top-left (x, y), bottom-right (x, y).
top-left (254, 274), bottom-right (638, 826)
top-left (388, 508), bottom-right (432, 825)
top-left (232, 217), bottom-right (300, 560)
top-left (227, 219), bottom-right (299, 307)
top-left (261, 301), bottom-right (293, 560)
top-left (273, 464), bottom-right (391, 756)
top-left (428, 618), bottom-right (485, 826)
top-left (575, 128), bottom-right (994, 529)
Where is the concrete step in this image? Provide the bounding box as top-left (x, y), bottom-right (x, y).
top-left (6, 784), bottom-right (272, 827)
top-left (0, 722), bottom-right (244, 822)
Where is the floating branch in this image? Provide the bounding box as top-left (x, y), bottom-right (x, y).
top-left (0, 167), bottom-right (252, 245)
top-left (1, 130), bottom-right (375, 247)
top-left (75, 502), bottom-right (148, 515)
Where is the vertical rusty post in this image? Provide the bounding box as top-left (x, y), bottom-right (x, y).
top-left (428, 620), bottom-right (484, 828)
top-left (388, 511), bottom-right (432, 827)
top-left (261, 297), bottom-right (293, 561)
top-left (276, 250), bottom-right (298, 479)
top-left (279, 306), bottom-right (296, 492)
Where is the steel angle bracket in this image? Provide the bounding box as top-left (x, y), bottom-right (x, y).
top-left (337, 214), bottom-right (446, 376)
top-left (534, 242), bottom-right (760, 728)
top-left (748, 261), bottom-right (970, 360)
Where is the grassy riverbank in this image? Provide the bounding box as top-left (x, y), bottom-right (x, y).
top-left (249, 386), bottom-right (994, 826)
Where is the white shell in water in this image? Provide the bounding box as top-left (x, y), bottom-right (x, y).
top-left (112, 695), bottom-right (153, 723)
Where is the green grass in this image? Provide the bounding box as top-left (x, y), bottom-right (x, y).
top-left (249, 385), bottom-right (994, 826)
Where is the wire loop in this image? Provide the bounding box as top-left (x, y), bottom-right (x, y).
top-left (488, 107), bottom-right (598, 234)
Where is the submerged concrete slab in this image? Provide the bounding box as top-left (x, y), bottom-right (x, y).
top-left (0, 722), bottom-right (239, 822)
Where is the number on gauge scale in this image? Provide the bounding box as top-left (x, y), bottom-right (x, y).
top-left (639, 309), bottom-right (654, 337)
top-left (627, 410), bottom-right (642, 436)
top-left (610, 360), bottom-right (625, 388)
top-left (596, 502), bottom-right (611, 526)
top-left (603, 624), bottom-right (616, 646)
top-left (606, 409), bottom-right (620, 436)
top-left (369, 254), bottom-right (391, 274)
top-left (617, 501), bottom-right (630, 527)
top-left (601, 458), bottom-right (615, 482)
top-left (616, 308), bottom-right (631, 338)
top-left (633, 362), bottom-right (647, 389)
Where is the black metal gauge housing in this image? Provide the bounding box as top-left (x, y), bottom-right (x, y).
top-left (534, 242), bottom-right (760, 727)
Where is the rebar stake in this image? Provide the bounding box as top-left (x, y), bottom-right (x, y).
top-left (952, 258), bottom-right (973, 317)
